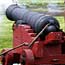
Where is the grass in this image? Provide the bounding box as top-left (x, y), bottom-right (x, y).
top-left (0, 16), bottom-right (13, 51)
top-left (55, 16), bottom-right (65, 31)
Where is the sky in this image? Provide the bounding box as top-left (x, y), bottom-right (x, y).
top-left (0, 0), bottom-right (18, 14)
top-left (0, 0), bottom-right (17, 22)
top-left (0, 0), bottom-right (14, 9)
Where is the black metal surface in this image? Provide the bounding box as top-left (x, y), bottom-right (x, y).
top-left (15, 20), bottom-right (25, 27)
top-left (6, 4), bottom-right (60, 36)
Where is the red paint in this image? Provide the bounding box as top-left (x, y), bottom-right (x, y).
top-left (1, 24), bottom-right (65, 65)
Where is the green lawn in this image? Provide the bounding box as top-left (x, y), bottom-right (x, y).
top-left (56, 16), bottom-right (65, 31)
top-left (0, 16), bottom-right (13, 50)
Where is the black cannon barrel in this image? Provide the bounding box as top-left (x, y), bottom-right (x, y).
top-left (6, 4), bottom-right (60, 37)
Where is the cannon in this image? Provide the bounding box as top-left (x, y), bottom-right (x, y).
top-left (6, 4), bottom-right (60, 37)
top-left (1, 4), bottom-right (65, 65)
